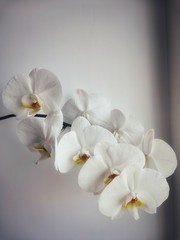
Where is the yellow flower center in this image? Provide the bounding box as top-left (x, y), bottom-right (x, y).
top-left (21, 94), bottom-right (41, 112)
top-left (125, 197), bottom-right (144, 209)
top-left (104, 173), bottom-right (119, 185)
top-left (73, 153), bottom-right (90, 165)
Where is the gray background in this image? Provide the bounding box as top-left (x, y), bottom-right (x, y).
top-left (0, 0), bottom-right (179, 239)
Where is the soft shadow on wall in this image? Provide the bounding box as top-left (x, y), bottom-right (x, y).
top-left (167, 0), bottom-right (180, 240)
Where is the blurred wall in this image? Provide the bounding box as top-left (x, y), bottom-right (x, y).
top-left (0, 1), bottom-right (174, 240)
top-left (168, 1), bottom-right (180, 240)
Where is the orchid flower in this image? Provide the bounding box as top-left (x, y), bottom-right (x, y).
top-left (1, 64), bottom-right (178, 223)
top-left (105, 109), bottom-right (144, 146)
top-left (16, 111), bottom-right (63, 164)
top-left (62, 89), bottom-right (111, 126)
top-left (78, 142), bottom-right (145, 194)
top-left (98, 165), bottom-right (169, 220)
top-left (2, 68), bottom-right (63, 119)
top-left (142, 129), bottom-right (177, 177)
top-left (54, 116), bottom-right (117, 173)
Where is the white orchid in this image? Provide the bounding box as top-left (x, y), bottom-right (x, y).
top-left (1, 66), bottom-right (178, 222)
top-left (2, 68), bottom-right (63, 119)
top-left (142, 129), bottom-right (177, 177)
top-left (62, 89), bottom-right (111, 126)
top-left (105, 109), bottom-right (144, 146)
top-left (78, 142), bottom-right (145, 194)
top-left (54, 116), bottom-right (117, 173)
top-left (98, 165), bottom-right (169, 220)
top-left (16, 111), bottom-right (63, 164)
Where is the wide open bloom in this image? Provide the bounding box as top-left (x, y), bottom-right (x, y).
top-left (16, 111), bottom-right (63, 164)
top-left (62, 89), bottom-right (111, 126)
top-left (2, 68), bottom-right (63, 119)
top-left (78, 142), bottom-right (145, 194)
top-left (54, 116), bottom-right (117, 173)
top-left (142, 129), bottom-right (177, 177)
top-left (105, 109), bottom-right (144, 146)
top-left (98, 165), bottom-right (169, 220)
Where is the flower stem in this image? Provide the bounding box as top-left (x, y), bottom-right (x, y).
top-left (0, 114), bottom-right (16, 120)
top-left (0, 114), bottom-right (71, 129)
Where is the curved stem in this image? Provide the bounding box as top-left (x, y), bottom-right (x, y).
top-left (0, 114), bottom-right (16, 120)
top-left (0, 114), bottom-right (71, 128)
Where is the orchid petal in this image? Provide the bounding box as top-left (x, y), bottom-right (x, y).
top-left (62, 89), bottom-right (111, 126)
top-left (55, 131), bottom-right (81, 173)
top-left (98, 175), bottom-right (130, 219)
top-left (145, 155), bottom-right (158, 170)
top-left (78, 155), bottom-right (109, 193)
top-left (83, 125), bottom-right (117, 154)
top-left (29, 68), bottom-right (63, 114)
top-left (133, 168), bottom-right (169, 209)
top-left (87, 92), bottom-right (111, 112)
top-left (110, 109), bottom-right (127, 130)
top-left (74, 89), bottom-right (89, 112)
top-left (16, 117), bottom-right (59, 164)
top-left (86, 95), bottom-right (111, 126)
top-left (45, 111), bottom-right (63, 139)
top-left (87, 109), bottom-right (111, 128)
top-left (142, 206), bottom-right (156, 214)
top-left (107, 143), bottom-right (145, 171)
top-left (126, 206), bottom-right (140, 220)
top-left (16, 117), bottom-right (45, 147)
top-left (16, 108), bottom-right (31, 120)
top-left (54, 138), bottom-right (60, 167)
top-left (71, 116), bottom-right (91, 146)
top-left (94, 142), bottom-right (113, 167)
top-left (2, 74), bottom-right (32, 119)
top-left (142, 129), bottom-right (155, 155)
top-left (62, 99), bottom-right (81, 124)
top-left (123, 116), bottom-right (144, 145)
top-left (71, 116), bottom-right (91, 132)
top-left (58, 127), bottom-right (71, 142)
top-left (148, 139), bottom-right (177, 177)
top-left (34, 141), bottom-right (52, 164)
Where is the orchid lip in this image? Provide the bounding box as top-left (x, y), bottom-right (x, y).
top-left (112, 129), bottom-right (119, 139)
top-left (81, 111), bottom-right (88, 118)
top-left (125, 196), bottom-right (144, 209)
top-left (104, 173), bottom-right (119, 185)
top-left (21, 94), bottom-right (41, 112)
top-left (73, 150), bottom-right (90, 165)
top-left (31, 143), bottom-right (51, 163)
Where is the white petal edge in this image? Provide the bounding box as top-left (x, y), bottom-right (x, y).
top-left (16, 117), bottom-right (45, 147)
top-left (142, 129), bottom-right (155, 155)
top-left (107, 143), bottom-right (145, 172)
top-left (2, 74), bottom-right (33, 119)
top-left (78, 155), bottom-right (110, 193)
top-left (149, 139), bottom-right (177, 177)
top-left (30, 68), bottom-right (63, 114)
top-left (83, 125), bottom-right (117, 154)
top-left (55, 131), bottom-right (81, 173)
top-left (74, 89), bottom-right (89, 112)
top-left (98, 175), bottom-right (130, 219)
top-left (62, 99), bottom-right (81, 124)
top-left (123, 115), bottom-right (144, 146)
top-left (71, 116), bottom-right (91, 146)
top-left (133, 168), bottom-right (169, 209)
top-left (45, 110), bottom-right (63, 139)
top-left (110, 109), bottom-right (127, 130)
